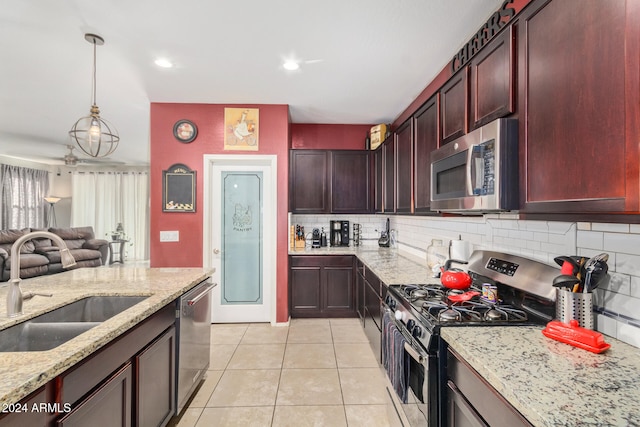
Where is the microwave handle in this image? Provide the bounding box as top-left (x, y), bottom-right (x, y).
top-left (468, 145), bottom-right (484, 195)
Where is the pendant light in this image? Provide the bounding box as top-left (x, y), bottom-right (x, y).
top-left (69, 33), bottom-right (119, 158)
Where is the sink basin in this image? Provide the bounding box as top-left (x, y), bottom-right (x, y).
top-left (0, 295), bottom-right (148, 352)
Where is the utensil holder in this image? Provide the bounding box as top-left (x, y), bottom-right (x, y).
top-left (556, 289), bottom-right (593, 329)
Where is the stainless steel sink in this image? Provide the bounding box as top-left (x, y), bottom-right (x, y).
top-left (0, 295), bottom-right (148, 352)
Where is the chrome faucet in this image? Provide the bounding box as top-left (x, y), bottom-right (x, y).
top-left (6, 231), bottom-right (77, 318)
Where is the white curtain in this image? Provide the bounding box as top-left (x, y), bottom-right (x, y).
top-left (71, 171), bottom-right (149, 261)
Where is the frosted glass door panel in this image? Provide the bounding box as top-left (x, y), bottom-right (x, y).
top-left (221, 172), bottom-right (263, 305)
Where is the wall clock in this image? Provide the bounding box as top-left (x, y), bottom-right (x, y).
top-left (173, 120), bottom-right (197, 143)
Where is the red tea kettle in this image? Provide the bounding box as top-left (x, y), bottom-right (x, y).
top-left (440, 259), bottom-right (472, 290)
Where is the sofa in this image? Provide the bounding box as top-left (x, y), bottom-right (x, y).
top-left (0, 226), bottom-right (109, 282)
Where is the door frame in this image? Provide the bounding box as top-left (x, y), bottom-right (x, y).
top-left (203, 154), bottom-right (278, 324)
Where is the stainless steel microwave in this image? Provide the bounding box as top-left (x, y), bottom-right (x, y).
top-left (430, 118), bottom-right (518, 212)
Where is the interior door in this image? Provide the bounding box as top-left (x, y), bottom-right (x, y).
top-left (209, 160), bottom-right (274, 323)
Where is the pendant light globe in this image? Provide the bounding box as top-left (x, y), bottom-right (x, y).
top-left (68, 34), bottom-right (119, 158)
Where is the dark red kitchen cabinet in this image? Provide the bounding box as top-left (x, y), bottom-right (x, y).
top-left (469, 25), bottom-right (515, 130)
top-left (289, 150), bottom-right (371, 213)
top-left (395, 119), bottom-right (413, 213)
top-left (517, 0), bottom-right (639, 214)
top-left (414, 95), bottom-right (439, 213)
top-left (331, 150), bottom-right (371, 213)
top-left (382, 136), bottom-right (395, 213)
top-left (440, 67), bottom-right (468, 145)
top-left (289, 150), bottom-right (328, 213)
top-left (373, 147), bottom-right (383, 213)
top-left (289, 256), bottom-right (356, 318)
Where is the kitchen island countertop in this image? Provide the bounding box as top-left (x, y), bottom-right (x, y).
top-left (290, 244), bottom-right (640, 426)
top-left (0, 266), bottom-right (212, 407)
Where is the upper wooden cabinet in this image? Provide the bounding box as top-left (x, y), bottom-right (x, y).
top-left (517, 0), bottom-right (639, 214)
top-left (289, 150), bottom-right (371, 214)
top-left (395, 119), bottom-right (413, 213)
top-left (414, 95), bottom-right (439, 213)
top-left (289, 150), bottom-right (328, 213)
top-left (440, 67), bottom-right (468, 145)
top-left (331, 150), bottom-right (371, 213)
top-left (469, 26), bottom-right (515, 130)
top-left (373, 147), bottom-right (383, 213)
top-left (382, 136), bottom-right (396, 213)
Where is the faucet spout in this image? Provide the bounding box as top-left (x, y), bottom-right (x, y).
top-left (6, 231), bottom-right (77, 318)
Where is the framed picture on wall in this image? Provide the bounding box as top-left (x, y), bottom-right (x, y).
top-left (162, 163), bottom-right (196, 212)
top-left (224, 108), bottom-right (259, 151)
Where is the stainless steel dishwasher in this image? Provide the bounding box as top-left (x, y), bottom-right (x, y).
top-left (175, 279), bottom-right (216, 414)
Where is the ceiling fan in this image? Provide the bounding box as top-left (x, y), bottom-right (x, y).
top-left (60, 145), bottom-right (124, 167)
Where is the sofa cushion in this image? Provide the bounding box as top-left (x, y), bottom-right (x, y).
top-left (50, 226), bottom-right (95, 241)
top-left (0, 229), bottom-right (35, 254)
top-left (44, 248), bottom-right (102, 264)
top-left (1, 265), bottom-right (49, 282)
top-left (84, 238), bottom-right (109, 250)
top-left (3, 253), bottom-right (49, 269)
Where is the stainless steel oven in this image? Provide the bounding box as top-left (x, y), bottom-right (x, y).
top-left (430, 118), bottom-right (518, 213)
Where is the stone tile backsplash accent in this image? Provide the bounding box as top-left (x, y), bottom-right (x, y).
top-left (290, 213), bottom-right (640, 348)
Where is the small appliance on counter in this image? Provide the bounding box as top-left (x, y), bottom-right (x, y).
top-left (378, 218), bottom-right (390, 247)
top-left (311, 228), bottom-right (321, 248)
top-left (353, 223), bottom-right (362, 246)
top-left (330, 220), bottom-right (350, 247)
top-left (321, 227), bottom-right (328, 247)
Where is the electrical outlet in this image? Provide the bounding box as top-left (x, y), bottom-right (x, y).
top-left (160, 230), bottom-right (179, 242)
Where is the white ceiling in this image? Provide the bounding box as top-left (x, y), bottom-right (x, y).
top-left (0, 0), bottom-right (504, 166)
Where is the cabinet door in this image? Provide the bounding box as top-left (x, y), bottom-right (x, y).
top-left (290, 266), bottom-right (322, 316)
top-left (289, 150), bottom-right (328, 213)
top-left (414, 95), bottom-right (439, 213)
top-left (57, 363), bottom-right (132, 427)
top-left (356, 271), bottom-right (364, 321)
top-left (324, 266), bottom-right (354, 312)
top-left (469, 26), bottom-right (515, 130)
top-left (373, 147), bottom-right (383, 213)
top-left (382, 137), bottom-right (395, 212)
top-left (136, 326), bottom-right (175, 427)
top-left (331, 151), bottom-right (371, 213)
top-left (440, 67), bottom-right (468, 144)
top-left (518, 0), bottom-right (637, 213)
top-left (0, 388), bottom-right (47, 427)
top-left (395, 119), bottom-right (413, 213)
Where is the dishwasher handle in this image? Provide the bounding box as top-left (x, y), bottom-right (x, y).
top-left (187, 283), bottom-right (217, 306)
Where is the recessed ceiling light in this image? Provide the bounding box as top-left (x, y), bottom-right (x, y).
top-left (154, 58), bottom-right (173, 68)
top-left (283, 60), bottom-right (300, 71)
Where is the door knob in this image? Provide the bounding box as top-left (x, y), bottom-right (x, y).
top-left (213, 248), bottom-right (220, 254)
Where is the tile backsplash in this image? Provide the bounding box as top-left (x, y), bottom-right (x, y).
top-left (290, 213), bottom-right (640, 348)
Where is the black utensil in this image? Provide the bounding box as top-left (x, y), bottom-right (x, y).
top-left (553, 274), bottom-right (580, 289)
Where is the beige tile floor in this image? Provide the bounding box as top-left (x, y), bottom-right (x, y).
top-left (168, 318), bottom-right (404, 427)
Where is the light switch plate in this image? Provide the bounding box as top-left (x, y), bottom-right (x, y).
top-left (160, 230), bottom-right (179, 242)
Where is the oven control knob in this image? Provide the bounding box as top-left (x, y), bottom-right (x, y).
top-left (407, 319), bottom-right (415, 331)
top-left (394, 310), bottom-right (404, 322)
top-left (412, 326), bottom-right (422, 339)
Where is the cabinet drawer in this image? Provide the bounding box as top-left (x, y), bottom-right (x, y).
top-left (290, 255), bottom-right (353, 267)
top-left (447, 348), bottom-right (532, 427)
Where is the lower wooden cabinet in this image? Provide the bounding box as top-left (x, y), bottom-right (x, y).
top-left (136, 326), bottom-right (176, 427)
top-left (56, 363), bottom-right (133, 427)
top-left (289, 255), bottom-right (356, 318)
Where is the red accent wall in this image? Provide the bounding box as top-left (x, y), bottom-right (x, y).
top-left (291, 124), bottom-right (373, 150)
top-left (150, 103), bottom-right (290, 322)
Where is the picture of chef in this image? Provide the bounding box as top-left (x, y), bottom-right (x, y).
top-left (224, 108), bottom-right (259, 150)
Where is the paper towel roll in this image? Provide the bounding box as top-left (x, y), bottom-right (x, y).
top-left (450, 239), bottom-right (473, 261)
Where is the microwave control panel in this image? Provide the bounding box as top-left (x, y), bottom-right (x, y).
top-left (471, 139), bottom-right (495, 195)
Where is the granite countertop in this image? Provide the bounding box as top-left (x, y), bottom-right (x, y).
top-left (0, 266), bottom-right (212, 407)
top-left (291, 245), bottom-right (640, 427)
top-left (442, 326), bottom-right (640, 426)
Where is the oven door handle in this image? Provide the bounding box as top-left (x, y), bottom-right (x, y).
top-left (404, 341), bottom-right (426, 364)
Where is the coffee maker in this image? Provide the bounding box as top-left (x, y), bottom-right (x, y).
top-left (330, 220), bottom-right (350, 246)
